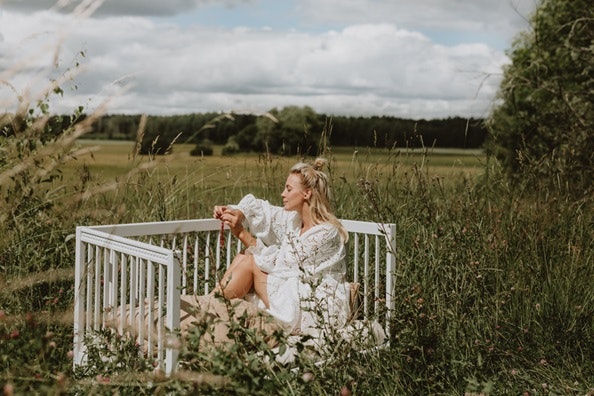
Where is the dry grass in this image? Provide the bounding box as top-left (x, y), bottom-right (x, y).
top-left (0, 268), bottom-right (73, 295)
top-left (64, 140), bottom-right (486, 188)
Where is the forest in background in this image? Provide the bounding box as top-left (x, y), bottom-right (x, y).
top-left (1, 105), bottom-right (487, 156)
top-left (81, 107), bottom-right (487, 155)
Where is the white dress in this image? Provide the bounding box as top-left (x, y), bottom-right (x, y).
top-left (232, 194), bottom-right (350, 336)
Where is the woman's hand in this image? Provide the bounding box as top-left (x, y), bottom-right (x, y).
top-left (213, 205), bottom-right (229, 220)
top-left (214, 207), bottom-right (245, 238)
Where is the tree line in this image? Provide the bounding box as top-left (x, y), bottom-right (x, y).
top-left (81, 106), bottom-right (486, 156)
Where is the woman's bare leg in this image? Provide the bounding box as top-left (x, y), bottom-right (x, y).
top-left (214, 254), bottom-right (269, 308)
top-left (251, 259), bottom-right (269, 308)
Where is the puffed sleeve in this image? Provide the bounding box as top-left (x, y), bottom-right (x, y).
top-left (233, 194), bottom-right (285, 247)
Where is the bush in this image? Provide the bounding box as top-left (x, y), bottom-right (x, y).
top-left (487, 0), bottom-right (594, 197)
top-left (190, 139), bottom-right (214, 156)
top-left (138, 135), bottom-right (173, 156)
top-left (221, 137), bottom-right (240, 156)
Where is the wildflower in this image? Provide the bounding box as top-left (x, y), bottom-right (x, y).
top-left (3, 383), bottom-right (14, 396)
top-left (302, 372), bottom-right (314, 383)
top-left (340, 386), bottom-right (352, 396)
top-left (96, 374), bottom-right (110, 383)
top-left (67, 350), bottom-right (74, 359)
top-left (56, 372), bottom-right (66, 386)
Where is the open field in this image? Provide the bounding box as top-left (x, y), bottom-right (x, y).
top-left (69, 139), bottom-right (486, 188)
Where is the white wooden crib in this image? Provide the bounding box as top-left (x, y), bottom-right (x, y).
top-left (73, 218), bottom-right (396, 376)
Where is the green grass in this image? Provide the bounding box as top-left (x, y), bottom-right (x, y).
top-left (65, 139), bottom-right (485, 194)
top-left (1, 138), bottom-right (593, 395)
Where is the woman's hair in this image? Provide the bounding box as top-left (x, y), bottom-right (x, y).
top-left (290, 157), bottom-right (348, 242)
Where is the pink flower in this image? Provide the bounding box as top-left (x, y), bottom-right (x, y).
top-left (3, 383), bottom-right (14, 396)
top-left (96, 374), bottom-right (110, 383)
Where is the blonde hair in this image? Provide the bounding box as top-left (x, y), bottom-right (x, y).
top-left (290, 157), bottom-right (348, 242)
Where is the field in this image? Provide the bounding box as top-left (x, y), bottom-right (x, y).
top-left (1, 138), bottom-right (593, 395)
top-left (66, 140), bottom-right (486, 213)
top-left (70, 140), bottom-right (486, 181)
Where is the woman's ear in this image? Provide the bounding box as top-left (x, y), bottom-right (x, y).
top-left (304, 189), bottom-right (312, 200)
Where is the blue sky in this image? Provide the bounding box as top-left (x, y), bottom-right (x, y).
top-left (0, 0), bottom-right (538, 119)
top-left (169, 1), bottom-right (511, 49)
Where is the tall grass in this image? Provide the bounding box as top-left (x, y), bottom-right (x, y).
top-left (1, 127), bottom-right (592, 394)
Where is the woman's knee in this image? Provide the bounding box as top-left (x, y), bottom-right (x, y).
top-left (228, 253), bottom-right (249, 269)
top-left (225, 254), bottom-right (256, 284)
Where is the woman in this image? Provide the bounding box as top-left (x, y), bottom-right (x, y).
top-left (213, 158), bottom-right (351, 336)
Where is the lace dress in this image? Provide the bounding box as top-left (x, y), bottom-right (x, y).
top-left (233, 194), bottom-right (350, 335)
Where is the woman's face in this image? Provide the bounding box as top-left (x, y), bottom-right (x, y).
top-left (281, 173), bottom-right (309, 212)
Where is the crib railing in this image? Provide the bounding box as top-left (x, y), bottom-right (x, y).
top-left (73, 218), bottom-right (396, 376)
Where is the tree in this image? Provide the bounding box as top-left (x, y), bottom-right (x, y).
top-left (253, 106), bottom-right (321, 155)
top-left (486, 0), bottom-right (594, 196)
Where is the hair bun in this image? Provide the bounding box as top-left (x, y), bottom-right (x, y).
top-left (313, 157), bottom-right (327, 171)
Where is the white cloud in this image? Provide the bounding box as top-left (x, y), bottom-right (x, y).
top-left (298, 0), bottom-right (536, 40)
top-left (0, 1), bottom-right (526, 119)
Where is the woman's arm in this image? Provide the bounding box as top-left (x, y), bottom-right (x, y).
top-left (215, 193), bottom-right (285, 247)
top-left (234, 194), bottom-right (285, 247)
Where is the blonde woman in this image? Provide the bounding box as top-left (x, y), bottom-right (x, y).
top-left (213, 158), bottom-right (350, 336)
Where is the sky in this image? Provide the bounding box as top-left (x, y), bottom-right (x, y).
top-left (0, 0), bottom-right (538, 120)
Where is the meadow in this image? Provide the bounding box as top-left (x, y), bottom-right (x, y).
top-left (1, 139), bottom-right (592, 395)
